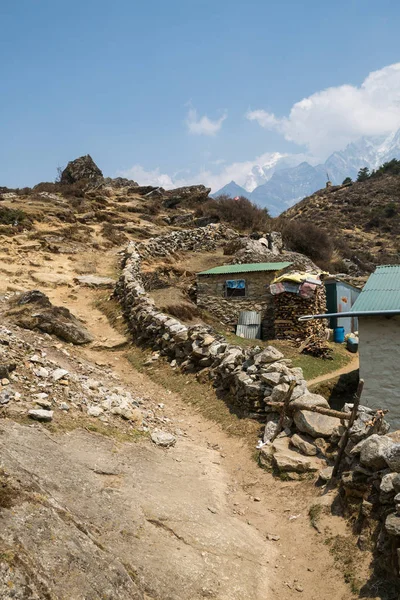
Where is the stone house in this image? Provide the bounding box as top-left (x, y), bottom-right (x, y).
top-left (196, 262), bottom-right (292, 339)
top-left (349, 265), bottom-right (400, 429)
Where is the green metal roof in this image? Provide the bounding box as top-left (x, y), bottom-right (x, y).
top-left (198, 262), bottom-right (292, 276)
top-left (351, 265), bottom-right (400, 312)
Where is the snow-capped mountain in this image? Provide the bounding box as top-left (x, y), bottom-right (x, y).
top-left (212, 129), bottom-right (400, 216)
top-left (210, 181), bottom-right (250, 199)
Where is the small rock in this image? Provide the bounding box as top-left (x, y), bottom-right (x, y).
top-left (151, 430), bottom-right (176, 447)
top-left (385, 513), bottom-right (400, 536)
top-left (319, 466), bottom-right (334, 482)
top-left (208, 506), bottom-right (217, 514)
top-left (28, 409), bottom-right (53, 422)
top-left (290, 433), bottom-right (317, 456)
top-left (52, 368), bottom-right (69, 381)
top-left (35, 367), bottom-right (49, 378)
top-left (35, 399), bottom-right (52, 409)
top-left (267, 533), bottom-right (280, 541)
top-left (60, 402), bottom-right (70, 411)
top-left (87, 406), bottom-right (104, 417)
top-left (1, 378), bottom-right (10, 386)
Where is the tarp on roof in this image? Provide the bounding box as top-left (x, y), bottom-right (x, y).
top-left (272, 271), bottom-right (324, 285)
top-left (351, 265), bottom-right (400, 312)
top-left (197, 262), bottom-right (292, 276)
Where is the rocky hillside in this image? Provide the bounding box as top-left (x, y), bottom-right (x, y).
top-left (283, 172), bottom-right (400, 271)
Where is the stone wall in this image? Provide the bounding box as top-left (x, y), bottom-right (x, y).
top-left (114, 225), bottom-right (316, 417)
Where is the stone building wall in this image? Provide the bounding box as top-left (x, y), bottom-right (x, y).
top-left (196, 270), bottom-right (278, 338)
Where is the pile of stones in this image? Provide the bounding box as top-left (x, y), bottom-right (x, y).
top-left (0, 324), bottom-right (175, 439)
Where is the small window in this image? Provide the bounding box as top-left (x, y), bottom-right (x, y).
top-left (225, 279), bottom-right (246, 298)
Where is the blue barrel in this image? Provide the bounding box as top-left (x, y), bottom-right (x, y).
top-left (333, 327), bottom-right (345, 343)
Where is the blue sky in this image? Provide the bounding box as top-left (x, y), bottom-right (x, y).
top-left (1, 0), bottom-right (400, 190)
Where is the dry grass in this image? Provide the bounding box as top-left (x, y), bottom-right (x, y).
top-left (127, 347), bottom-right (260, 442)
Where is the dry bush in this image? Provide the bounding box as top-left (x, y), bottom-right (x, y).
top-left (101, 222), bottom-right (128, 246)
top-left (195, 195), bottom-right (270, 232)
top-left (0, 207), bottom-right (32, 230)
top-left (160, 303), bottom-right (199, 321)
top-left (276, 219), bottom-right (333, 265)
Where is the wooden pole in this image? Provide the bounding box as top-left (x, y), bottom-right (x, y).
top-left (270, 380), bottom-right (296, 442)
top-left (266, 401), bottom-right (351, 421)
top-left (332, 379), bottom-right (364, 478)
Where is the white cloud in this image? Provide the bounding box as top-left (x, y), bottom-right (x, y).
top-left (247, 62), bottom-right (400, 158)
top-left (120, 151), bottom-right (304, 193)
top-left (185, 108), bottom-right (227, 136)
top-left (121, 165), bottom-right (184, 189)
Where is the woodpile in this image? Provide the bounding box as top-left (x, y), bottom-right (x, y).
top-left (274, 285), bottom-right (327, 340)
top-left (300, 335), bottom-right (333, 359)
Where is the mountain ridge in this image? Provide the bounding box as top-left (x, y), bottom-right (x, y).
top-left (212, 129), bottom-right (400, 216)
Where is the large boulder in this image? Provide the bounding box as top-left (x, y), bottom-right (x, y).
top-left (290, 393), bottom-right (329, 411)
top-left (351, 434), bottom-right (394, 471)
top-left (163, 185), bottom-right (211, 208)
top-left (273, 449), bottom-right (319, 473)
top-left (7, 290), bottom-right (93, 345)
top-left (60, 155), bottom-right (103, 185)
top-left (383, 444), bottom-right (400, 472)
top-left (294, 410), bottom-right (342, 438)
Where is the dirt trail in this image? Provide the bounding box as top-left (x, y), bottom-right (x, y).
top-left (307, 354), bottom-right (359, 387)
top-left (0, 240), bottom-right (359, 599)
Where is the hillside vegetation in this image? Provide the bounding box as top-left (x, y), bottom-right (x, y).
top-left (282, 168), bottom-right (400, 272)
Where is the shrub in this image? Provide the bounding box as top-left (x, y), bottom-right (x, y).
top-left (0, 207), bottom-right (31, 227)
top-left (342, 177), bottom-right (352, 185)
top-left (277, 219), bottom-right (333, 264)
top-left (357, 167), bottom-right (370, 182)
top-left (195, 195), bottom-right (270, 232)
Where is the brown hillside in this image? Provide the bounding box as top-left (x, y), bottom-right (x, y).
top-left (282, 174), bottom-right (400, 271)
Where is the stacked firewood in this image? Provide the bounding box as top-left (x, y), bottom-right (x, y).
top-left (300, 336), bottom-right (333, 359)
top-left (273, 285), bottom-right (327, 341)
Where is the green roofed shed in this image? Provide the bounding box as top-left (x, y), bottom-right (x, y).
top-left (198, 262), bottom-right (292, 276)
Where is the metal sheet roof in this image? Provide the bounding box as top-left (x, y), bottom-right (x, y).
top-left (198, 262), bottom-right (292, 276)
top-left (351, 265), bottom-right (400, 312)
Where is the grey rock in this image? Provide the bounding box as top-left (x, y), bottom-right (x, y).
top-left (87, 406), bottom-right (103, 417)
top-left (74, 275), bottom-right (116, 289)
top-left (260, 371), bottom-right (281, 386)
top-left (28, 409), bottom-right (53, 422)
top-left (270, 383), bottom-right (289, 402)
top-left (290, 393), bottom-right (329, 411)
top-left (383, 444), bottom-right (400, 472)
top-left (352, 435), bottom-right (394, 470)
top-left (380, 473), bottom-right (397, 494)
top-left (52, 368), bottom-right (69, 381)
top-left (393, 474), bottom-right (400, 493)
top-left (273, 450), bottom-right (318, 473)
top-left (60, 154), bottom-right (103, 184)
top-left (254, 346), bottom-right (284, 365)
top-left (0, 388), bottom-right (13, 405)
top-left (319, 466), bottom-right (334, 482)
top-left (294, 410), bottom-right (341, 438)
top-left (385, 513), bottom-right (400, 536)
top-left (290, 433), bottom-right (317, 456)
top-left (151, 430), bottom-right (176, 447)
top-left (60, 402), bottom-right (70, 411)
top-left (35, 367), bottom-right (49, 378)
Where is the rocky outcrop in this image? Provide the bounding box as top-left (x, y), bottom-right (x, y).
top-left (6, 290), bottom-right (93, 345)
top-left (60, 155), bottom-right (103, 185)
